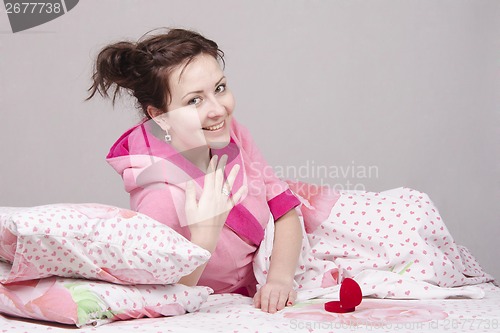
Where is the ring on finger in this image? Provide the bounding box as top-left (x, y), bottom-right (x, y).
top-left (222, 188), bottom-right (230, 196)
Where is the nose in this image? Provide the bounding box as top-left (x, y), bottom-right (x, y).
top-left (206, 97), bottom-right (226, 118)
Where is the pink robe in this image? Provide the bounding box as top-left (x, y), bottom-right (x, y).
top-left (106, 118), bottom-right (300, 295)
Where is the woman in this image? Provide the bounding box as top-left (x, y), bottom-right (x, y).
top-left (87, 28), bottom-right (303, 313)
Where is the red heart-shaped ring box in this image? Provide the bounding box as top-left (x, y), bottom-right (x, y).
top-left (324, 278), bottom-right (362, 313)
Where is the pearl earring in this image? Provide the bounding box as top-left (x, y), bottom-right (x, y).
top-left (164, 129), bottom-right (172, 143)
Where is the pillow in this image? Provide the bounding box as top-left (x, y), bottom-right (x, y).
top-left (0, 203), bottom-right (210, 284)
top-left (0, 269), bottom-right (212, 327)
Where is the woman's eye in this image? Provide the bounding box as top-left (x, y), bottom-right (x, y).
top-left (188, 97), bottom-right (202, 105)
top-left (215, 84), bottom-right (226, 94)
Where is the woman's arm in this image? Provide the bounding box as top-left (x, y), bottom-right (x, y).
top-left (178, 155), bottom-right (247, 287)
top-left (253, 208), bottom-right (302, 313)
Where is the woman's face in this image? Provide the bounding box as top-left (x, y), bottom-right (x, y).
top-left (164, 53), bottom-right (235, 152)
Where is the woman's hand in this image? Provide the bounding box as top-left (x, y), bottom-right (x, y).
top-left (254, 209), bottom-right (302, 313)
top-left (253, 278), bottom-right (297, 313)
top-left (184, 154), bottom-right (247, 252)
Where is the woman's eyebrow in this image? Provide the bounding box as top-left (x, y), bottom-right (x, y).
top-left (215, 76), bottom-right (226, 87)
top-left (182, 76), bottom-right (226, 100)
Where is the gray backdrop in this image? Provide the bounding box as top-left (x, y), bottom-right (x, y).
top-left (1, 0), bottom-right (498, 280)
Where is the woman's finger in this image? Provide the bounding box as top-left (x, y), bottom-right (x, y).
top-left (208, 154), bottom-right (218, 172)
top-left (216, 154), bottom-right (228, 170)
top-left (230, 185), bottom-right (248, 206)
top-left (259, 289), bottom-right (270, 313)
top-left (275, 290), bottom-right (288, 312)
top-left (222, 163), bottom-right (241, 202)
top-left (214, 154), bottom-right (228, 192)
top-left (225, 164), bottom-right (240, 190)
top-left (286, 289), bottom-right (297, 307)
top-left (266, 290), bottom-right (280, 314)
top-left (204, 155), bottom-right (218, 189)
top-left (184, 180), bottom-right (197, 216)
top-left (253, 289), bottom-right (261, 309)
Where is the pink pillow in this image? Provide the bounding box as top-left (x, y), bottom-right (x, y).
top-left (0, 270), bottom-right (212, 327)
top-left (0, 203), bottom-right (210, 284)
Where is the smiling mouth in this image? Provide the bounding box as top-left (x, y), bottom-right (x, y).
top-left (203, 120), bottom-right (225, 131)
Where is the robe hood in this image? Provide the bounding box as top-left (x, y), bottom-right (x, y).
top-left (106, 119), bottom-right (244, 196)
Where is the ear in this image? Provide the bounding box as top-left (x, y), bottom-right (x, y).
top-left (147, 105), bottom-right (170, 131)
top-left (146, 105), bottom-right (162, 119)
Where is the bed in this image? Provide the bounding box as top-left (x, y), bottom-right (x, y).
top-left (1, 282), bottom-right (499, 332)
top-left (0, 186), bottom-right (497, 332)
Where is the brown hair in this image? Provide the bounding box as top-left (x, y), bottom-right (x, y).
top-left (86, 28), bottom-right (224, 117)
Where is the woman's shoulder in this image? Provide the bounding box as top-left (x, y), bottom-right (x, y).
top-left (107, 119), bottom-right (177, 160)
